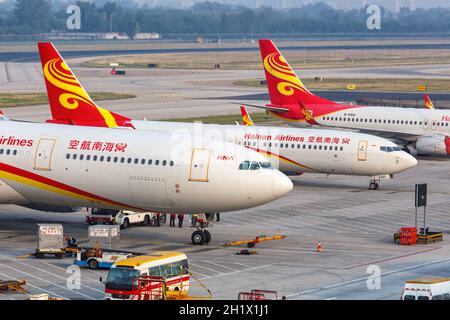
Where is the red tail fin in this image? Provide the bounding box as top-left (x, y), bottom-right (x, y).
top-left (259, 39), bottom-right (336, 107)
top-left (37, 42), bottom-right (133, 128)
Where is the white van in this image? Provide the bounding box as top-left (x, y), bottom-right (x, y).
top-left (401, 278), bottom-right (450, 300)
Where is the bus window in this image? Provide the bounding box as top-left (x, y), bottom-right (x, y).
top-left (403, 295), bottom-right (416, 300)
top-left (105, 268), bottom-right (140, 291)
top-left (181, 259), bottom-right (189, 274)
top-left (417, 296), bottom-right (430, 300)
top-left (443, 293), bottom-right (450, 300)
top-left (432, 295), bottom-right (443, 300)
top-left (150, 266), bottom-right (161, 277)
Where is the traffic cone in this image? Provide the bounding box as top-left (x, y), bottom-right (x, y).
top-left (316, 241), bottom-right (322, 252)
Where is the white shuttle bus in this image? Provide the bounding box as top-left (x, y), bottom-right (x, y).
top-left (401, 278), bottom-right (450, 300)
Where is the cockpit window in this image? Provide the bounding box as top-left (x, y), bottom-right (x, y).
top-left (380, 146), bottom-right (402, 153)
top-left (250, 161), bottom-right (260, 170)
top-left (259, 162), bottom-right (273, 169)
top-left (239, 161), bottom-right (250, 170)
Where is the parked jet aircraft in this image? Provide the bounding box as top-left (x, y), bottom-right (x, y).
top-left (37, 42), bottom-right (417, 190)
top-left (248, 39), bottom-right (450, 157)
top-left (0, 119), bottom-right (292, 244)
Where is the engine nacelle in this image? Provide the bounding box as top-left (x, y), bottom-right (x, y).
top-left (416, 134), bottom-right (450, 156)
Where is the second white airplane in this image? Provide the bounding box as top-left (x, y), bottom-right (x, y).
top-left (37, 42), bottom-right (418, 190)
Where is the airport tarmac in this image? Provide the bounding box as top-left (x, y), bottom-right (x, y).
top-left (0, 157), bottom-right (449, 300)
top-left (2, 61), bottom-right (450, 122)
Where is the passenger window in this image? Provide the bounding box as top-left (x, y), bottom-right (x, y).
top-left (114, 157), bottom-right (118, 163)
top-left (66, 153), bottom-right (70, 159)
top-left (127, 158), bottom-right (132, 164)
top-left (162, 160), bottom-right (167, 166)
top-left (141, 159), bottom-right (145, 165)
top-left (170, 161), bottom-right (174, 166)
top-left (100, 156), bottom-right (104, 162)
top-left (134, 158), bottom-right (138, 164)
top-left (120, 157), bottom-right (124, 163)
top-left (239, 161), bottom-right (250, 170)
top-left (106, 156), bottom-right (111, 162)
top-left (86, 155), bottom-right (91, 161)
top-left (150, 266), bottom-right (161, 277)
top-left (155, 160), bottom-right (160, 166)
top-left (148, 159), bottom-right (152, 165)
top-left (72, 154), bottom-right (77, 160)
top-left (80, 154), bottom-right (84, 160)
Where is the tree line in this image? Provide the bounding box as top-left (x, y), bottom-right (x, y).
top-left (1, 0), bottom-right (450, 36)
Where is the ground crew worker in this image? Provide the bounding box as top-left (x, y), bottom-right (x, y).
top-left (178, 214), bottom-right (184, 228)
top-left (170, 213), bottom-right (176, 227)
top-left (66, 236), bottom-right (78, 248)
top-left (216, 213), bottom-right (220, 222)
top-left (156, 212), bottom-right (161, 227)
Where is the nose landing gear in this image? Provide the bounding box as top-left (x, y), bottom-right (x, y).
top-left (369, 181), bottom-right (379, 190)
top-left (191, 213), bottom-right (212, 245)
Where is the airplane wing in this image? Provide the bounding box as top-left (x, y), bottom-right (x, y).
top-left (234, 102), bottom-right (290, 113)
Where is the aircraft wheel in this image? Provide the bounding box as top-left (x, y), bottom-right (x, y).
top-left (369, 182), bottom-right (379, 190)
top-left (191, 231), bottom-right (205, 246)
top-left (204, 230), bottom-right (211, 244)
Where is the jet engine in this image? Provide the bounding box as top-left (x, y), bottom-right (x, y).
top-left (416, 134), bottom-right (450, 156)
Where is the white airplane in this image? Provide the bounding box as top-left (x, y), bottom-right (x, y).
top-left (0, 119), bottom-right (292, 244)
top-left (247, 39), bottom-right (450, 157)
top-left (37, 42), bottom-right (417, 190)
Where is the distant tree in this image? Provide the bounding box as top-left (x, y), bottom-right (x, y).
top-left (13, 0), bottom-right (54, 34)
top-left (103, 1), bottom-right (116, 32)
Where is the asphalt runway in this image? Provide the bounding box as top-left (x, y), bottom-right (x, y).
top-left (2, 62), bottom-right (450, 123)
top-left (0, 158), bottom-right (449, 300)
top-left (6, 41), bottom-right (450, 62)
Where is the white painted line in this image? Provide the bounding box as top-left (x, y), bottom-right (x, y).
top-left (35, 259), bottom-right (105, 283)
top-left (0, 270), bottom-right (68, 300)
top-left (0, 262), bottom-right (97, 300)
top-left (201, 264), bottom-right (273, 280)
top-left (286, 256), bottom-right (450, 298)
top-left (202, 261), bottom-right (239, 272)
top-left (0, 254), bottom-right (104, 294)
top-left (189, 262), bottom-right (224, 274)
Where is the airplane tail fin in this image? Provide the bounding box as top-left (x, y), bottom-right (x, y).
top-left (37, 42), bottom-right (133, 128)
top-left (424, 94), bottom-right (435, 110)
top-left (258, 39), bottom-right (336, 107)
top-left (240, 106), bottom-right (254, 126)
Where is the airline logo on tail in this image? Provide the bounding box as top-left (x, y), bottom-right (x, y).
top-left (38, 42), bottom-right (134, 129)
top-left (299, 102), bottom-right (319, 126)
top-left (259, 39), bottom-right (337, 108)
top-left (424, 95), bottom-right (435, 110)
top-left (240, 106), bottom-right (254, 126)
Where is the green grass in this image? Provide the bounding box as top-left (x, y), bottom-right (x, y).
top-left (234, 78), bottom-right (450, 93)
top-left (162, 111), bottom-right (278, 125)
top-left (0, 92), bottom-right (136, 108)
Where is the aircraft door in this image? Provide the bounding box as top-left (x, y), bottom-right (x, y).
top-left (189, 148), bottom-right (211, 182)
top-left (33, 139), bottom-right (56, 171)
top-left (357, 140), bottom-right (368, 161)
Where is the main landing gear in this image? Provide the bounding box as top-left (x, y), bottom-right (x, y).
top-left (191, 214), bottom-right (212, 246)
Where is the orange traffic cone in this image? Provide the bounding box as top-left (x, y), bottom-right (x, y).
top-left (316, 241), bottom-right (322, 252)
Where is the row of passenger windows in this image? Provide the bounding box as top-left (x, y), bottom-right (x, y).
top-left (324, 116), bottom-right (449, 127)
top-left (65, 153), bottom-right (175, 167)
top-left (243, 140), bottom-right (344, 152)
top-left (0, 149), bottom-right (17, 156)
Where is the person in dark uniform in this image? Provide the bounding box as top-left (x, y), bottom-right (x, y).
top-left (178, 214), bottom-right (184, 228)
top-left (216, 213), bottom-right (220, 222)
top-left (170, 213), bottom-right (176, 227)
top-left (156, 213), bottom-right (161, 227)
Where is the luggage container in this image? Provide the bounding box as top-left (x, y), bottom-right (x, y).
top-left (35, 224), bottom-right (64, 259)
top-left (88, 224), bottom-right (120, 250)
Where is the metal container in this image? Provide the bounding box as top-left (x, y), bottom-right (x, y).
top-left (36, 224), bottom-right (64, 252)
top-left (88, 224), bottom-right (120, 249)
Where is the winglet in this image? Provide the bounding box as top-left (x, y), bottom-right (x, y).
top-left (424, 94), bottom-right (435, 110)
top-left (240, 106), bottom-right (254, 126)
top-left (37, 42), bottom-right (134, 128)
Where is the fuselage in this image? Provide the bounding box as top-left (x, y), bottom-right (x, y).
top-left (281, 105), bottom-right (450, 138)
top-left (0, 121), bottom-right (292, 214)
top-left (129, 121), bottom-right (417, 177)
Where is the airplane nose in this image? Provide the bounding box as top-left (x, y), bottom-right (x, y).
top-left (272, 171), bottom-right (293, 198)
top-left (398, 152), bottom-right (418, 171)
